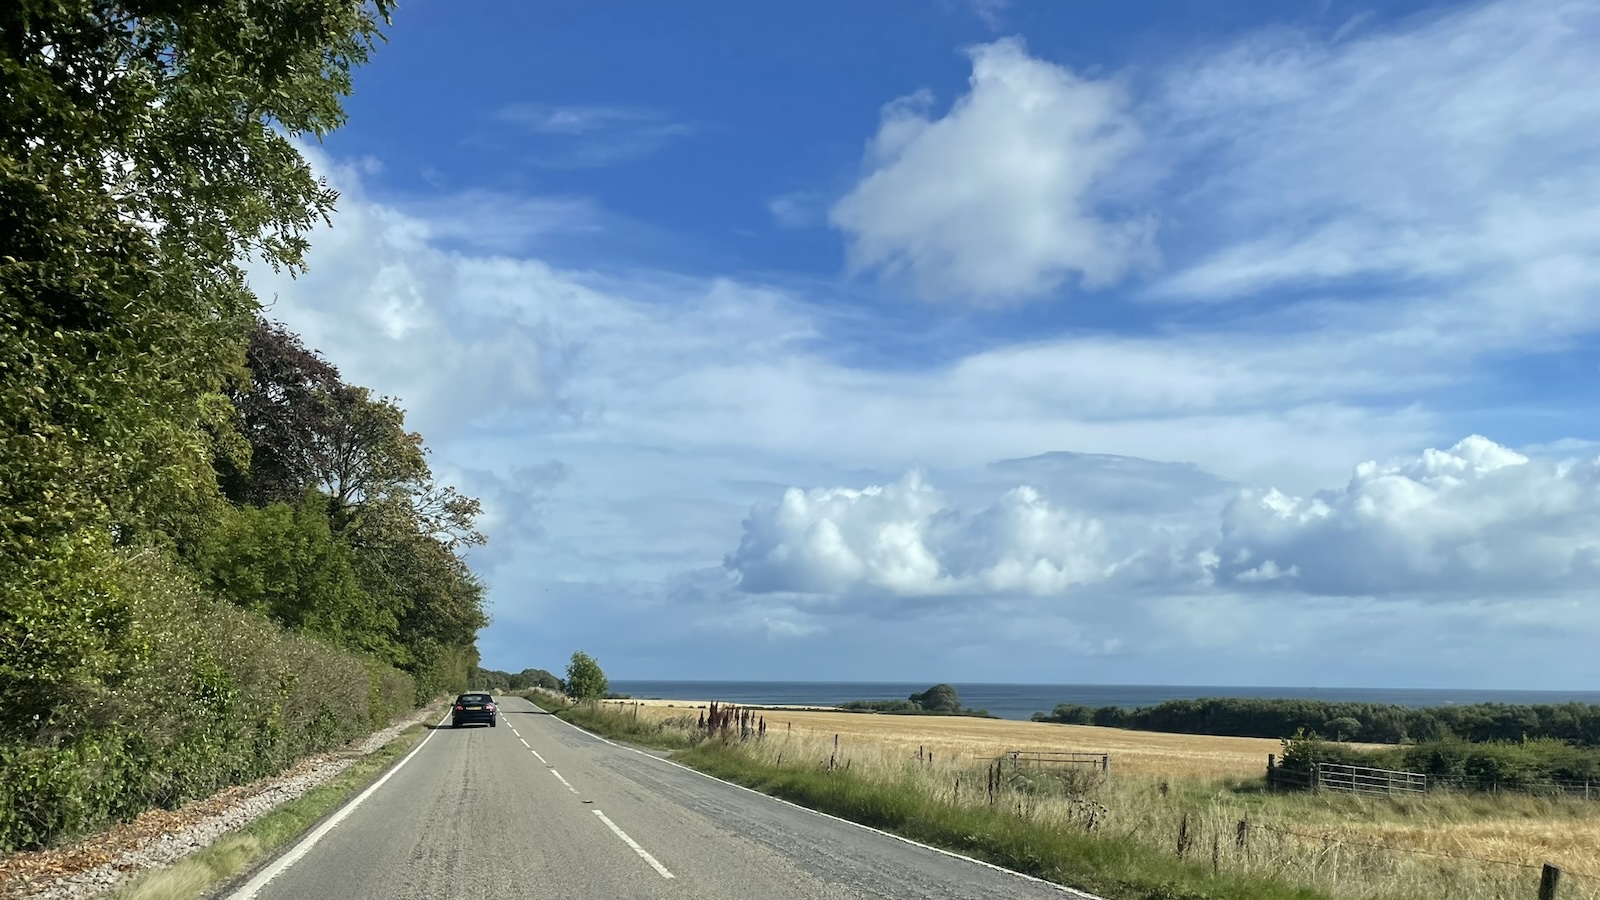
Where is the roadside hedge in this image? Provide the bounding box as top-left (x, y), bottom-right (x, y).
top-left (0, 551), bottom-right (416, 851)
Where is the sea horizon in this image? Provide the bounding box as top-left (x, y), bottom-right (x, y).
top-left (607, 679), bottom-right (1600, 722)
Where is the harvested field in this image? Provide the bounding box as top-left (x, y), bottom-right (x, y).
top-left (603, 697), bottom-right (1340, 779)
top-left (598, 697), bottom-right (1600, 899)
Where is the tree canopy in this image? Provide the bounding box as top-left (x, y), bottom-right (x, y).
top-left (564, 651), bottom-right (609, 702)
top-left (1, 0), bottom-right (486, 733)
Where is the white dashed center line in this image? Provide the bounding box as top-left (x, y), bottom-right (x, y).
top-left (593, 810), bottom-right (674, 879)
top-left (531, 748), bottom-right (547, 764)
top-left (550, 769), bottom-right (579, 794)
top-left (519, 737), bottom-right (530, 748)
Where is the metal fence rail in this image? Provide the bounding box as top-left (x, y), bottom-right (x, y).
top-left (1315, 762), bottom-right (1427, 796)
top-left (1004, 749), bottom-right (1111, 773)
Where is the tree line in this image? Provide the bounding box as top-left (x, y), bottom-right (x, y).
top-left (1032, 697), bottom-right (1600, 746)
top-left (0, 0), bottom-right (489, 850)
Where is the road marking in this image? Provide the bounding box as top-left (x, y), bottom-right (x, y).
top-left (531, 748), bottom-right (547, 764)
top-left (519, 737), bottom-right (530, 748)
top-left (550, 769), bottom-right (579, 794)
top-left (537, 702), bottom-right (1101, 899)
top-left (224, 710), bottom-right (450, 900)
top-left (593, 810), bottom-right (674, 879)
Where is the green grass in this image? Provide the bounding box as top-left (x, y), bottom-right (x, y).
top-left (106, 723), bottom-right (431, 900)
top-left (556, 700), bottom-right (700, 749)
top-left (546, 702), bottom-right (1339, 900)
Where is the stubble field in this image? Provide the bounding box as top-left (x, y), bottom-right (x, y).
top-left (602, 698), bottom-right (1600, 900)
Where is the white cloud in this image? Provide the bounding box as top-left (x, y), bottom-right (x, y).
top-left (725, 472), bottom-right (1200, 598)
top-left (493, 103), bottom-right (690, 167)
top-left (1213, 436), bottom-right (1600, 597)
top-left (767, 191), bottom-right (826, 229)
top-left (1151, 0), bottom-right (1600, 351)
top-left (971, 0), bottom-right (1009, 30)
top-left (830, 37), bottom-right (1154, 305)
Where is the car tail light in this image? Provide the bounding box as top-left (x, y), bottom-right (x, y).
top-left (486, 704), bottom-right (495, 711)
top-left (454, 704), bottom-right (463, 711)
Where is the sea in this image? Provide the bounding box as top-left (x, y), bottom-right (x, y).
top-left (607, 680), bottom-right (1600, 723)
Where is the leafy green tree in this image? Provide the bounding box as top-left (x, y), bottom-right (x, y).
top-left (195, 493), bottom-right (400, 659)
top-left (564, 651), bottom-right (609, 702)
top-left (0, 0), bottom-right (392, 736)
top-left (910, 683), bottom-right (962, 714)
top-left (513, 668), bottom-right (562, 691)
top-left (1324, 717), bottom-right (1363, 742)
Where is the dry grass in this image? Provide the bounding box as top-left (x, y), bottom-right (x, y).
top-left (606, 698), bottom-right (1326, 779)
top-left (605, 699), bottom-right (1600, 900)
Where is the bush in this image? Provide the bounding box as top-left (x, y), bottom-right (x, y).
top-left (0, 551), bottom-right (416, 851)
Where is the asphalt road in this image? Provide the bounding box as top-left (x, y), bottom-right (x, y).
top-left (225, 695), bottom-right (1096, 900)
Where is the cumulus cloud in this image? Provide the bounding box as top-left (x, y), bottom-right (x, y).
top-left (830, 37), bottom-right (1153, 305)
top-left (1213, 436), bottom-right (1600, 596)
top-left (725, 471), bottom-right (1199, 598)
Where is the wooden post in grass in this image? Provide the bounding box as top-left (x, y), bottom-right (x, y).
top-left (1177, 812), bottom-right (1191, 858)
top-left (1539, 863), bottom-right (1561, 900)
top-left (1236, 819), bottom-right (1249, 851)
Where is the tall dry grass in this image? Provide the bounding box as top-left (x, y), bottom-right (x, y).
top-left (607, 701), bottom-right (1600, 900)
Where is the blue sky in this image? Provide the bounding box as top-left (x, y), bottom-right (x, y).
top-left (253, 0), bottom-right (1600, 688)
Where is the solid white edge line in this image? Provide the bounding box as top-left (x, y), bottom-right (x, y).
top-left (549, 769), bottom-right (580, 794)
top-left (535, 701), bottom-right (1105, 900)
top-left (593, 810), bottom-right (675, 879)
top-left (224, 710), bottom-right (450, 900)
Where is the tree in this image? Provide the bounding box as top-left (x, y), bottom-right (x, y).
top-left (1325, 717), bottom-right (1363, 742)
top-left (513, 668), bottom-right (562, 692)
top-left (909, 684), bottom-right (962, 714)
top-left (564, 652), bottom-right (608, 702)
top-left (217, 320), bottom-right (346, 507)
top-left (1, 0), bottom-right (392, 735)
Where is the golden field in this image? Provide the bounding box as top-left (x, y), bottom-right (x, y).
top-left (604, 697), bottom-right (1335, 779)
top-left (602, 698), bottom-right (1600, 900)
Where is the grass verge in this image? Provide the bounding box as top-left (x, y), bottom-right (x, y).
top-left (552, 698), bottom-right (699, 750)
top-left (105, 722), bottom-right (431, 900)
top-left (547, 701), bottom-right (1336, 900)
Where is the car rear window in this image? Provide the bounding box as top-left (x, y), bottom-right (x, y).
top-left (459, 694), bottom-right (492, 704)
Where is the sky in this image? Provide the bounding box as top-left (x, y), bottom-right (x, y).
top-left (248, 0), bottom-right (1600, 689)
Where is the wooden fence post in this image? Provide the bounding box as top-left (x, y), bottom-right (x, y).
top-left (1236, 819), bottom-right (1249, 851)
top-left (1177, 812), bottom-right (1191, 858)
top-left (1539, 863), bottom-right (1561, 900)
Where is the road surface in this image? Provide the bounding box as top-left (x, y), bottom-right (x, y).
top-left (225, 695), bottom-right (1096, 899)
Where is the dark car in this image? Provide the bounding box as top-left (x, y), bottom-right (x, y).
top-left (452, 692), bottom-right (498, 728)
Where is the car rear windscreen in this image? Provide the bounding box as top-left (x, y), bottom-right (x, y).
top-left (459, 695), bottom-right (492, 704)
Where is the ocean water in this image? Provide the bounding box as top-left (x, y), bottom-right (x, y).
top-left (608, 680), bottom-right (1600, 722)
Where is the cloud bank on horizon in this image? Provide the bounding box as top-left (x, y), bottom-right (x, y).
top-left (249, 0), bottom-right (1600, 688)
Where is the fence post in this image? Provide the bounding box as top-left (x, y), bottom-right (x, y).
top-left (1312, 762), bottom-right (1321, 793)
top-left (1177, 812), bottom-right (1191, 858)
top-left (1539, 863), bottom-right (1562, 900)
top-left (1236, 819), bottom-right (1249, 851)
top-left (1102, 754), bottom-right (1110, 774)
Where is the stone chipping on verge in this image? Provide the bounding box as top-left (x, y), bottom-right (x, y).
top-left (0, 704), bottom-right (443, 900)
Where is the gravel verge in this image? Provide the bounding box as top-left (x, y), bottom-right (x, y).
top-left (0, 705), bottom-right (442, 900)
